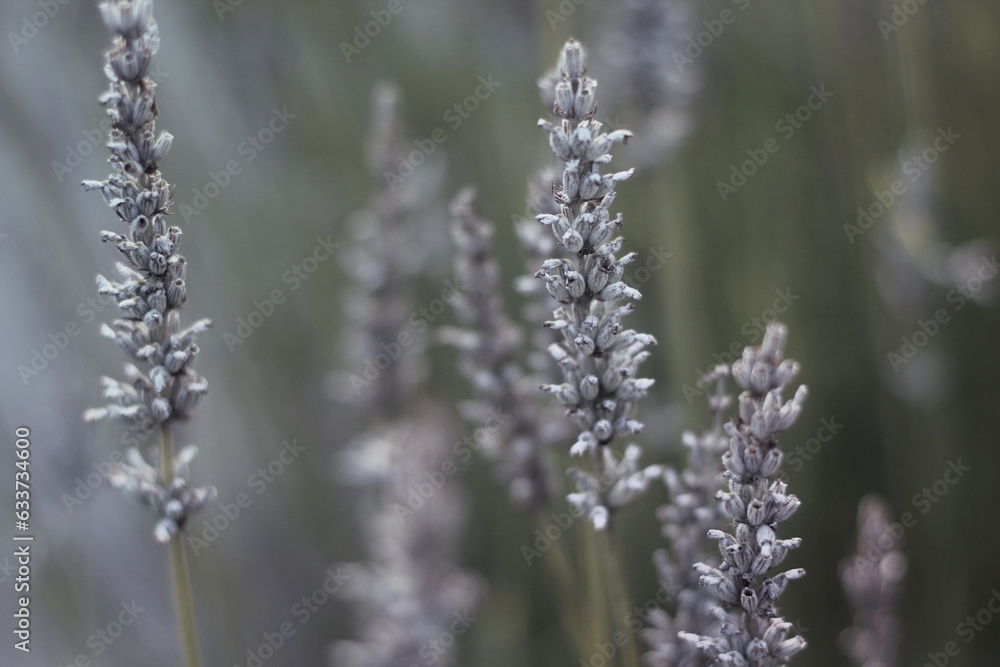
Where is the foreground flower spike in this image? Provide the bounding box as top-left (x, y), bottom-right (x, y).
top-left (644, 365), bottom-right (731, 667)
top-left (83, 0), bottom-right (211, 433)
top-left (682, 323), bottom-right (808, 665)
top-left (535, 39), bottom-right (659, 528)
top-left (81, 4), bottom-right (209, 665)
top-left (442, 188), bottom-right (555, 510)
top-left (838, 496), bottom-right (905, 667)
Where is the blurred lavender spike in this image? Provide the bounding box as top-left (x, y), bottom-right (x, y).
top-left (643, 365), bottom-right (730, 667)
top-left (331, 417), bottom-right (483, 667)
top-left (839, 495), bottom-right (906, 667)
top-left (441, 188), bottom-right (556, 510)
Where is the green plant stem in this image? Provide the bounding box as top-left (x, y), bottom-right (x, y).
top-left (536, 510), bottom-right (589, 658)
top-left (582, 515), bottom-right (609, 655)
top-left (599, 522), bottom-right (641, 667)
top-left (159, 425), bottom-right (203, 667)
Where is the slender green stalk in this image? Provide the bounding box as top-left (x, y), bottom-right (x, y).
top-left (536, 510), bottom-right (589, 657)
top-left (159, 426), bottom-right (203, 667)
top-left (600, 522), bottom-right (640, 667)
top-left (582, 517), bottom-right (609, 655)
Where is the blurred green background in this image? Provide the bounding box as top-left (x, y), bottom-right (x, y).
top-left (1, 0), bottom-right (999, 665)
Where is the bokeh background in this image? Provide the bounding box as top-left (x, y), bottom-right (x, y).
top-left (1, 0), bottom-right (999, 665)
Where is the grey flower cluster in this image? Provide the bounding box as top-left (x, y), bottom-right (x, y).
top-left (682, 323), bottom-right (808, 665)
top-left (335, 82), bottom-right (429, 415)
top-left (599, 0), bottom-right (703, 167)
top-left (109, 445), bottom-right (216, 544)
top-left (644, 365), bottom-right (731, 667)
top-left (839, 496), bottom-right (905, 667)
top-left (82, 0), bottom-right (210, 431)
top-left (442, 188), bottom-right (556, 510)
top-left (533, 40), bottom-right (659, 528)
top-left (332, 420), bottom-right (482, 667)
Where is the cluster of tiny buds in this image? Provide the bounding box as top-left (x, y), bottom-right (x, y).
top-left (82, 0), bottom-right (210, 429)
top-left (109, 445), bottom-right (217, 544)
top-left (681, 323), bottom-right (808, 664)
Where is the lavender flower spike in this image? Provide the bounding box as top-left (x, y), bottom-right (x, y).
top-left (82, 0), bottom-right (211, 433)
top-left (535, 39), bottom-right (659, 528)
top-left (839, 495), bottom-right (905, 667)
top-left (681, 322), bottom-right (809, 665)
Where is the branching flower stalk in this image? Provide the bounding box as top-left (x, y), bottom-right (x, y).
top-left (534, 39), bottom-right (662, 667)
top-left (644, 365), bottom-right (731, 667)
top-left (81, 2), bottom-right (213, 666)
top-left (682, 323), bottom-right (808, 665)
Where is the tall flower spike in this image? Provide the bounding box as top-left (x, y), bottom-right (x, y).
top-left (838, 495), bottom-right (905, 667)
top-left (681, 323), bottom-right (808, 665)
top-left (331, 81), bottom-right (429, 417)
top-left (644, 365), bottom-right (731, 667)
top-left (441, 188), bottom-right (556, 510)
top-left (83, 0), bottom-right (211, 435)
top-left (534, 39), bottom-right (658, 528)
top-left (332, 419), bottom-right (483, 667)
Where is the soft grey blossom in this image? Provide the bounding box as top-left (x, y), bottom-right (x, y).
top-left (109, 445), bottom-right (217, 543)
top-left (534, 40), bottom-right (660, 527)
top-left (82, 0), bottom-right (210, 432)
top-left (441, 188), bottom-right (557, 510)
top-left (332, 419), bottom-right (482, 667)
top-left (644, 365), bottom-right (731, 667)
top-left (839, 496), bottom-right (906, 667)
top-left (681, 323), bottom-right (808, 665)
top-left (598, 0), bottom-right (703, 168)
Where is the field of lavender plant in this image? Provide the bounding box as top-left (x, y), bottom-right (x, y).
top-left (1, 1), bottom-right (999, 666)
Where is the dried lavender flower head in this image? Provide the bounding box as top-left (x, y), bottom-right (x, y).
top-left (533, 39), bottom-right (661, 528)
top-left (839, 495), bottom-right (906, 667)
top-left (82, 0), bottom-right (211, 432)
top-left (682, 323), bottom-right (808, 664)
